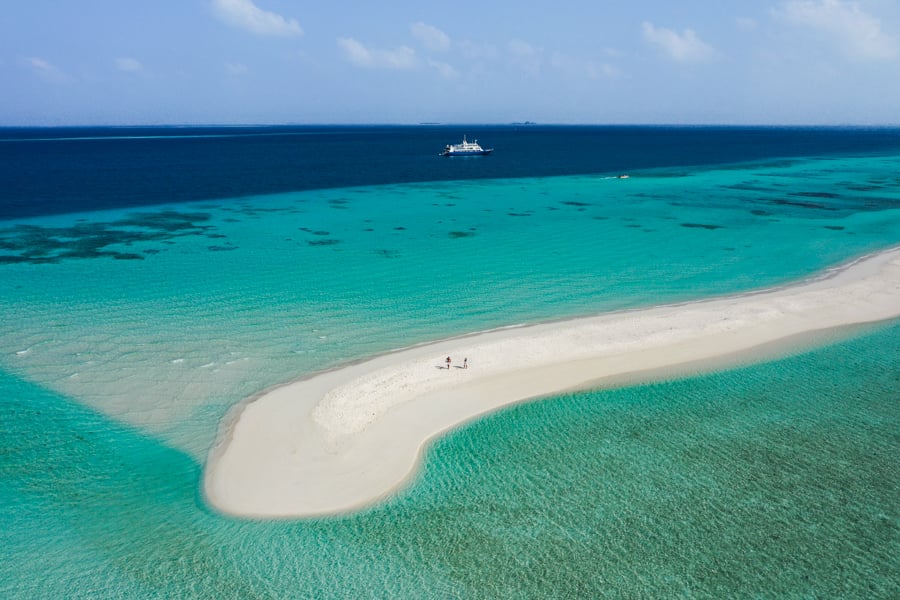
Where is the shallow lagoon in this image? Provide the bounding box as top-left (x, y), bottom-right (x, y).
top-left (1, 130), bottom-right (899, 597)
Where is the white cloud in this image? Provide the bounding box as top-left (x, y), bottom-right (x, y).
top-left (116, 57), bottom-right (142, 72)
top-left (549, 52), bottom-right (576, 72)
top-left (588, 62), bottom-right (620, 79)
top-left (508, 39), bottom-right (538, 58)
top-left (337, 37), bottom-right (417, 69)
top-left (211, 0), bottom-right (302, 37)
top-left (772, 0), bottom-right (897, 60)
top-left (337, 37), bottom-right (373, 67)
top-left (226, 62), bottom-right (249, 75)
top-left (411, 22), bottom-right (450, 52)
top-left (642, 22), bottom-right (716, 62)
top-left (29, 57), bottom-right (54, 72)
top-left (427, 59), bottom-right (458, 79)
top-left (25, 57), bottom-right (69, 83)
top-left (379, 46), bottom-right (417, 69)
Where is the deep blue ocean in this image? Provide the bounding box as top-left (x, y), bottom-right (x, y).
top-left (4, 125), bottom-right (900, 220)
top-left (1, 126), bottom-right (898, 598)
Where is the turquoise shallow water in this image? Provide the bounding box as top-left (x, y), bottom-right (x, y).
top-left (1, 151), bottom-right (899, 597)
top-left (2, 153), bottom-right (899, 456)
top-left (2, 321), bottom-right (897, 598)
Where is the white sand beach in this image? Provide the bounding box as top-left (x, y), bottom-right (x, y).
top-left (204, 247), bottom-right (900, 518)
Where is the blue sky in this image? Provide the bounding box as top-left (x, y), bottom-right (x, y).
top-left (3, 0), bottom-right (899, 125)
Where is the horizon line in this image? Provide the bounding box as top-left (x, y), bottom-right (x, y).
top-left (3, 122), bottom-right (900, 130)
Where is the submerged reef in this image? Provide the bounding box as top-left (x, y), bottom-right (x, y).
top-left (0, 211), bottom-right (214, 264)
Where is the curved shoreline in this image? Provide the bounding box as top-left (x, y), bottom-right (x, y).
top-left (204, 247), bottom-right (900, 518)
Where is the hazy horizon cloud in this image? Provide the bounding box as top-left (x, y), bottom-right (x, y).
top-left (25, 56), bottom-right (70, 83)
top-left (115, 57), bottom-right (142, 72)
top-left (211, 0), bottom-right (303, 37)
top-left (338, 37), bottom-right (417, 69)
top-left (411, 22), bottom-right (451, 52)
top-left (642, 22), bottom-right (716, 63)
top-left (772, 0), bottom-right (898, 60)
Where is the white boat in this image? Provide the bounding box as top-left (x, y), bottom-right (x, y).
top-left (440, 135), bottom-right (493, 156)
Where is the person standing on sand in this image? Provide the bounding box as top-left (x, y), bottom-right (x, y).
top-left (463, 358), bottom-right (467, 369)
top-left (446, 356), bottom-right (451, 369)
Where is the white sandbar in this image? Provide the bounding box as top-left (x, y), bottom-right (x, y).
top-left (204, 247), bottom-right (900, 518)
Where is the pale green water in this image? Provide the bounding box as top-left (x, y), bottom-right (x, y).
top-left (1, 152), bottom-right (899, 597)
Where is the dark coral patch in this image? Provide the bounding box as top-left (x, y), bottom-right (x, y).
top-left (726, 183), bottom-right (772, 192)
top-left (125, 211), bottom-right (213, 231)
top-left (824, 225), bottom-right (845, 231)
top-left (681, 223), bottom-right (724, 230)
top-left (308, 239), bottom-right (341, 246)
top-left (449, 231), bottom-right (475, 238)
top-left (771, 199), bottom-right (836, 211)
top-left (0, 210), bottom-right (213, 265)
top-left (231, 206), bottom-right (294, 216)
top-left (0, 254), bottom-right (48, 264)
top-left (790, 191), bottom-right (840, 199)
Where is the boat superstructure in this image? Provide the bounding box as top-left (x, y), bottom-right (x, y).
top-left (440, 136), bottom-right (493, 156)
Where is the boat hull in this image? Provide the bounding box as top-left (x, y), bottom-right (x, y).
top-left (441, 149), bottom-right (493, 156)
